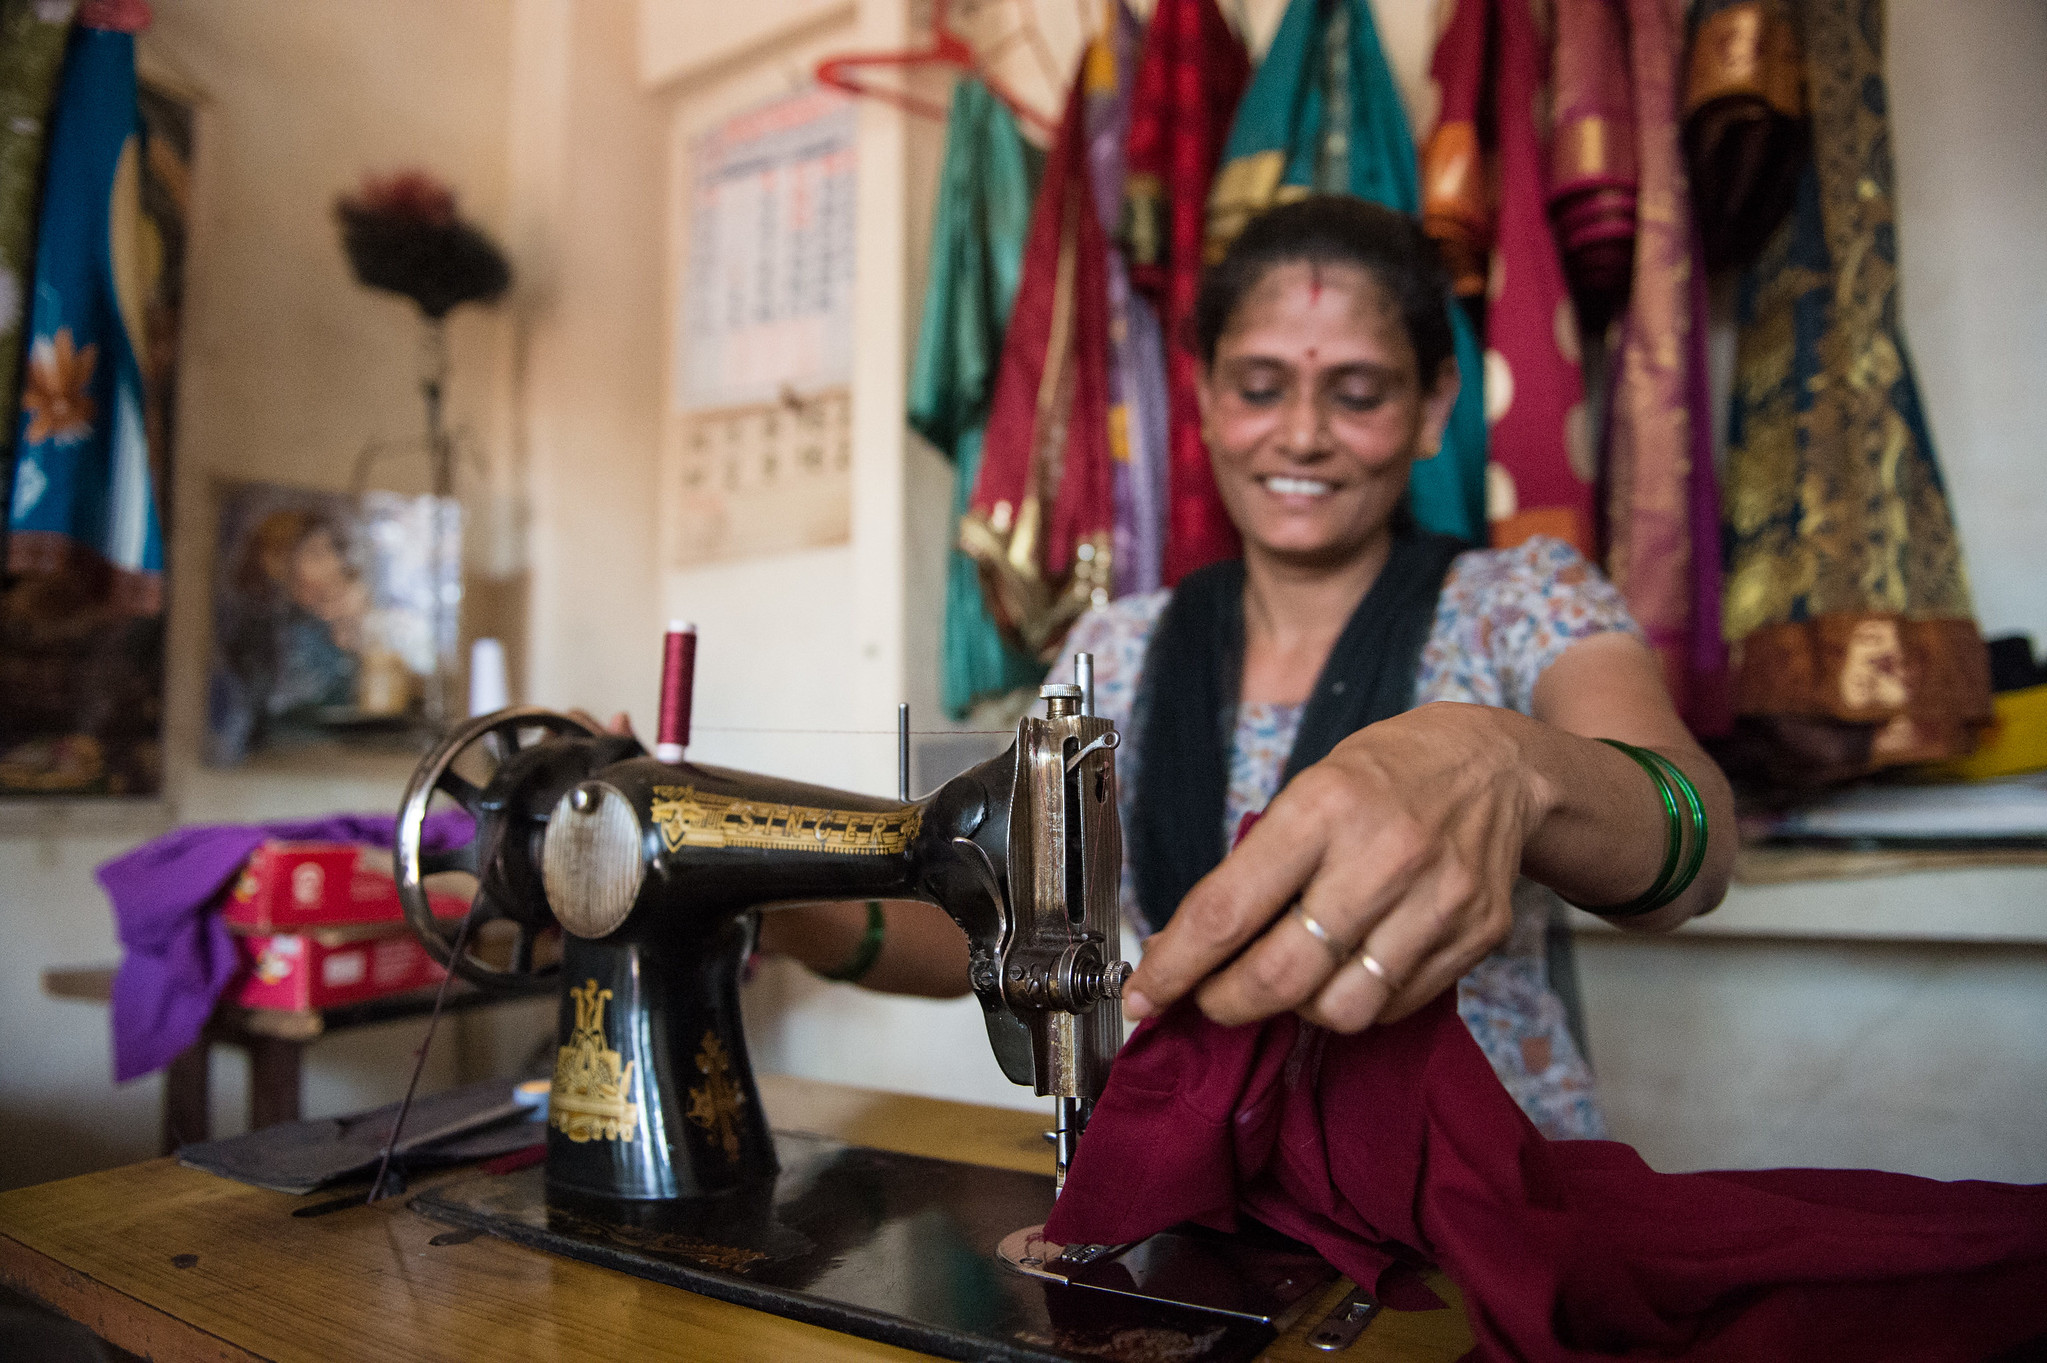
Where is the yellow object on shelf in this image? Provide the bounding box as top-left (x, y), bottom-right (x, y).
top-left (1923, 683), bottom-right (2047, 781)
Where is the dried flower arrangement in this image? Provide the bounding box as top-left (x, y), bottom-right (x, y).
top-left (334, 170), bottom-right (510, 320)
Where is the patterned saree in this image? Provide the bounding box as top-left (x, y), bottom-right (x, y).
top-left (1684, 0), bottom-right (1807, 272)
top-left (1600, 0), bottom-right (1726, 734)
top-left (1210, 0), bottom-right (1488, 544)
top-left (1722, 0), bottom-right (1989, 776)
top-left (960, 62), bottom-right (1117, 660)
top-left (8, 18), bottom-right (163, 610)
top-left (1088, 1), bottom-right (1171, 603)
top-left (1121, 0), bottom-right (1249, 585)
top-left (1548, 0), bottom-right (1638, 313)
top-left (1421, 0), bottom-right (1595, 558)
top-left (909, 79), bottom-right (1045, 716)
top-left (0, 0), bottom-right (80, 543)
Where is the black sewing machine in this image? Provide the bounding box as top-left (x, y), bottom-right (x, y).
top-left (389, 654), bottom-right (1346, 1363)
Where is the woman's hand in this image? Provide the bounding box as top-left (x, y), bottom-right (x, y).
top-left (1121, 632), bottom-right (1735, 1032)
top-left (1122, 703), bottom-right (1549, 1032)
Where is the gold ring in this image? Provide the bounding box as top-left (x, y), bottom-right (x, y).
top-left (1357, 952), bottom-right (1393, 987)
top-left (1291, 905), bottom-right (1345, 964)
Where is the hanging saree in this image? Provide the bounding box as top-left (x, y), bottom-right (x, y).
top-left (1210, 0), bottom-right (1487, 544)
top-left (1722, 0), bottom-right (1989, 777)
top-left (8, 18), bottom-right (163, 611)
top-left (960, 65), bottom-right (1116, 661)
top-left (1683, 0), bottom-right (1807, 272)
top-left (1547, 0), bottom-right (1638, 314)
top-left (1087, 0), bottom-right (1169, 602)
top-left (0, 0), bottom-right (80, 545)
top-left (909, 79), bottom-right (1046, 717)
top-left (1421, 0), bottom-right (1595, 558)
top-left (1121, 0), bottom-right (1249, 585)
top-left (1599, 0), bottom-right (1722, 731)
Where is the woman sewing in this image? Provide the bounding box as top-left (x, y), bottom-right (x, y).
top-left (758, 196), bottom-right (1735, 1139)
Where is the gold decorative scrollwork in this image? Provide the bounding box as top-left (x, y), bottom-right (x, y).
top-left (550, 979), bottom-right (640, 1143)
top-left (648, 785), bottom-right (920, 856)
top-left (685, 1030), bottom-right (746, 1163)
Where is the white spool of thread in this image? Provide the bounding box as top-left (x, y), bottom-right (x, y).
top-left (468, 637), bottom-right (510, 717)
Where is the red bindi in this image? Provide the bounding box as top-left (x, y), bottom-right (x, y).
top-left (1308, 261), bottom-right (1324, 304)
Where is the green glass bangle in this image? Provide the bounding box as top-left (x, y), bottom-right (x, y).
top-left (1639, 746), bottom-right (1709, 909)
top-left (819, 900), bottom-right (887, 983)
top-left (1587, 739), bottom-right (1683, 917)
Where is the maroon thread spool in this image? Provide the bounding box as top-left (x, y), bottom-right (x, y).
top-left (655, 622), bottom-right (696, 762)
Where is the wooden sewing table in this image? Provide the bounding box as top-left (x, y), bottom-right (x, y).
top-left (0, 1074), bottom-right (1473, 1363)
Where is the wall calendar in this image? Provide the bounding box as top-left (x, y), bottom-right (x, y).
top-left (669, 86), bottom-right (857, 567)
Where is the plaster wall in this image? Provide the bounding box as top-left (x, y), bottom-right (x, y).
top-left (0, 0), bottom-right (519, 1189)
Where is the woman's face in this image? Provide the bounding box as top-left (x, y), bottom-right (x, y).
top-left (289, 528), bottom-right (354, 616)
top-left (1196, 261), bottom-right (1456, 567)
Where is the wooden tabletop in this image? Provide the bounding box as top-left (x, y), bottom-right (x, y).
top-left (0, 1073), bottom-right (1474, 1363)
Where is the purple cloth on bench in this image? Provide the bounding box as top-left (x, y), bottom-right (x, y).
top-left (98, 811), bottom-right (474, 1081)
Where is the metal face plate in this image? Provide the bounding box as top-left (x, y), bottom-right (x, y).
top-left (1006, 713), bottom-right (1124, 1100)
top-left (543, 783), bottom-right (646, 939)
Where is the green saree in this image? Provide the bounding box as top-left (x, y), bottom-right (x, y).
top-left (1206, 0), bottom-right (1487, 543)
top-left (909, 79), bottom-right (1046, 718)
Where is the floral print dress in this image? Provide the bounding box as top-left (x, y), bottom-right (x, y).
top-left (1054, 537), bottom-right (1641, 1140)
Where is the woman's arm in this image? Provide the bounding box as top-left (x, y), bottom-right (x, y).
top-left (1120, 629), bottom-right (1733, 1032)
top-left (754, 900), bottom-right (972, 999)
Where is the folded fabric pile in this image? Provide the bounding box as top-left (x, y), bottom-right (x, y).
top-left (1047, 995), bottom-right (2047, 1361)
top-left (99, 811), bottom-right (473, 1081)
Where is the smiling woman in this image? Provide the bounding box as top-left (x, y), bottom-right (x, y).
top-left (757, 196), bottom-right (1734, 1142)
top-left (1044, 196), bottom-right (1736, 1139)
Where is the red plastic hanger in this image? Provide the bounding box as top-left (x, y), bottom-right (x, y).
top-left (815, 0), bottom-right (1056, 137)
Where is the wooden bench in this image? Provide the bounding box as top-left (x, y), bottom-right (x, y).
top-left (41, 966), bottom-right (527, 1153)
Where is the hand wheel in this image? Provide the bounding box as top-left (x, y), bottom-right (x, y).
top-left (394, 707), bottom-right (602, 994)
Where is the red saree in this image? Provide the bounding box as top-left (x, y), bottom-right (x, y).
top-left (1421, 0), bottom-right (1595, 558)
top-left (1121, 0), bottom-right (1249, 586)
top-left (1549, 0), bottom-right (1638, 313)
top-left (960, 70), bottom-right (1115, 660)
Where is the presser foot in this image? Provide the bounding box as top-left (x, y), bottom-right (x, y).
top-left (996, 1223), bottom-right (1336, 1330)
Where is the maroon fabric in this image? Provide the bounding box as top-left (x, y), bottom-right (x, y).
top-left (1047, 997), bottom-right (2047, 1361)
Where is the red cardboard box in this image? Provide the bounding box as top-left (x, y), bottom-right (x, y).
top-left (220, 841), bottom-right (466, 932)
top-left (232, 925), bottom-right (447, 1011)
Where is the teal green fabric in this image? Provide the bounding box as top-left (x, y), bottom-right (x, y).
top-left (910, 79), bottom-right (1047, 718)
top-left (1219, 0), bottom-right (1487, 542)
top-left (0, 0), bottom-right (78, 527)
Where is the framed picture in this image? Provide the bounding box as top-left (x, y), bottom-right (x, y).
top-left (205, 482), bottom-right (459, 766)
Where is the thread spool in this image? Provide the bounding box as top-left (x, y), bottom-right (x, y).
top-left (655, 622), bottom-right (696, 763)
top-left (468, 638), bottom-right (509, 717)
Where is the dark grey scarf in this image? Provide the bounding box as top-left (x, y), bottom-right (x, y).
top-left (1128, 531), bottom-right (1469, 932)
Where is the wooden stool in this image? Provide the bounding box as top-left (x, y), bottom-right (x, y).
top-left (41, 966), bottom-right (525, 1153)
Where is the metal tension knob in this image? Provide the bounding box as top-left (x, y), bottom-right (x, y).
top-left (1039, 682), bottom-right (1082, 720)
top-left (1001, 942), bottom-right (1131, 1012)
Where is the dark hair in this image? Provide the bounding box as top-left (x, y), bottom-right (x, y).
top-left (1191, 195), bottom-right (1456, 383)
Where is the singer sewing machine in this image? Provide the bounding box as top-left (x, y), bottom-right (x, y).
top-left (388, 653), bottom-right (1345, 1363)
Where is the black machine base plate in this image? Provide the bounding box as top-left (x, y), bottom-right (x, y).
top-left (410, 1131), bottom-right (1331, 1363)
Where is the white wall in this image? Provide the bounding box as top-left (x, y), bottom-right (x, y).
top-left (1886, 0), bottom-right (2047, 645)
top-left (0, 0), bottom-right (520, 1189)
